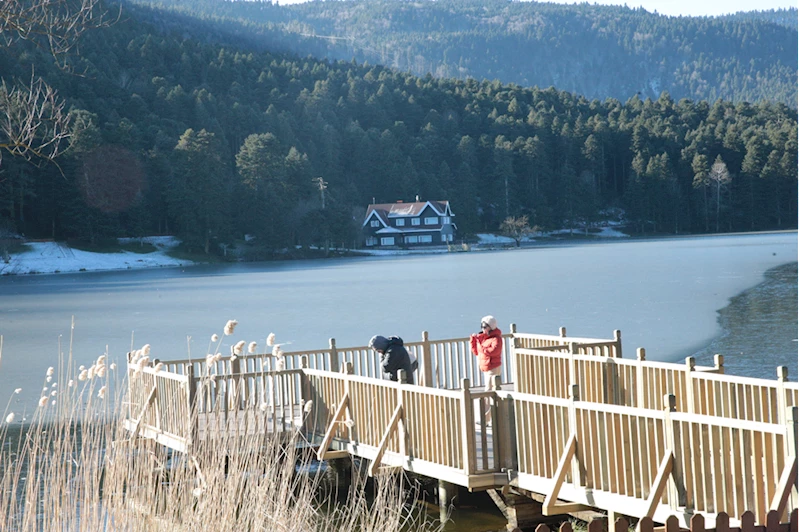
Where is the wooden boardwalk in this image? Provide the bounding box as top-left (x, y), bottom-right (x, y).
top-left (124, 327), bottom-right (798, 529)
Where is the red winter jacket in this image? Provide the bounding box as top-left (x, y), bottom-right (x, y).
top-left (470, 327), bottom-right (503, 372)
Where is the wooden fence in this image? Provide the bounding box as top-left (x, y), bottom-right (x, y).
top-left (514, 328), bottom-right (623, 358)
top-left (305, 366), bottom-right (503, 488)
top-left (514, 347), bottom-right (797, 425)
top-left (191, 368), bottom-right (307, 439)
top-left (124, 363), bottom-right (193, 453)
top-left (503, 384), bottom-right (797, 528)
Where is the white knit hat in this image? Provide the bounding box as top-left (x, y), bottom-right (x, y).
top-left (481, 315), bottom-right (497, 330)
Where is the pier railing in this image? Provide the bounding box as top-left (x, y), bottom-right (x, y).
top-left (124, 363), bottom-right (193, 453)
top-left (125, 328), bottom-right (798, 526)
top-left (304, 365), bottom-right (501, 487)
top-left (155, 326), bottom-right (620, 392)
top-left (514, 347), bottom-right (797, 424)
top-left (505, 385), bottom-right (796, 528)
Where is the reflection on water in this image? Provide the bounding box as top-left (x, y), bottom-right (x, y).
top-left (692, 262), bottom-right (798, 380)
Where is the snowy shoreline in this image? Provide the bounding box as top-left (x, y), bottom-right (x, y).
top-left (0, 227), bottom-right (632, 276)
top-left (0, 236), bottom-right (191, 276)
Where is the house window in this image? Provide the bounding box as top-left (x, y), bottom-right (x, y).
top-left (419, 235), bottom-right (432, 243)
top-left (366, 237), bottom-right (377, 247)
top-left (404, 235), bottom-right (419, 244)
top-left (442, 216), bottom-right (451, 224)
top-left (424, 217), bottom-right (438, 225)
top-left (441, 234), bottom-right (448, 242)
top-left (370, 220), bottom-right (380, 228)
top-left (395, 219), bottom-right (405, 226)
top-left (411, 218), bottom-right (420, 226)
top-left (380, 237), bottom-right (395, 246)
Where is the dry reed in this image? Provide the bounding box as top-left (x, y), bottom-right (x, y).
top-left (0, 338), bottom-right (443, 532)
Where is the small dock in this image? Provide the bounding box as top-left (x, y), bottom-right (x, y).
top-left (124, 327), bottom-right (798, 531)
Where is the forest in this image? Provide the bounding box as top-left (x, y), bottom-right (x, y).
top-left (0, 1), bottom-right (796, 256)
top-left (128, 0), bottom-right (799, 107)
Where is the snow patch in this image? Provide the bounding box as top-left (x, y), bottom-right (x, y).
top-left (1, 238), bottom-right (191, 276)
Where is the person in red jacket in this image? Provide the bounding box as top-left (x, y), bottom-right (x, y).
top-left (470, 315), bottom-right (503, 391)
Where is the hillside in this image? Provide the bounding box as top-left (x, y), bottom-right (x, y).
top-left (0, 2), bottom-right (796, 256)
top-left (126, 0), bottom-right (799, 107)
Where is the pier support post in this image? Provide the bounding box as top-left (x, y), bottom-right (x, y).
top-left (438, 480), bottom-right (458, 522)
top-left (327, 457), bottom-right (353, 500)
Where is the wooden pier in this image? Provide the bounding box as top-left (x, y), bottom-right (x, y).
top-left (124, 327), bottom-right (798, 530)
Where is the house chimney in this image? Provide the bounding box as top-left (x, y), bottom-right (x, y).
top-left (415, 195), bottom-right (420, 202)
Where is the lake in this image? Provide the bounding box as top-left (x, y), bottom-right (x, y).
top-left (0, 232), bottom-right (796, 409)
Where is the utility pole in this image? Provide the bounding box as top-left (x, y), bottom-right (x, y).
top-left (312, 177), bottom-right (328, 209)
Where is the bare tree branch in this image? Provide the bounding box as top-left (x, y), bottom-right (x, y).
top-left (0, 0), bottom-right (113, 69)
top-left (0, 0), bottom-right (114, 170)
top-left (0, 71), bottom-right (71, 168)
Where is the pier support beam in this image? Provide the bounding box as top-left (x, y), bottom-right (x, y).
top-left (487, 489), bottom-right (545, 531)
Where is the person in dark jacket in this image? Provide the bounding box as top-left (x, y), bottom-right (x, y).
top-left (368, 335), bottom-right (415, 384)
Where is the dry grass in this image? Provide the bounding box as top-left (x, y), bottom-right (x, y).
top-left (0, 350), bottom-right (443, 531)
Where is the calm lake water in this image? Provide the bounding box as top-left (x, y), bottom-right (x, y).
top-left (0, 232), bottom-right (796, 408)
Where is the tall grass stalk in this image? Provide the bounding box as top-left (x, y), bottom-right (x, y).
top-left (0, 358), bottom-right (442, 531)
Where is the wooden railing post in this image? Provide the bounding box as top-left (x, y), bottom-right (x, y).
top-left (684, 357), bottom-right (696, 414)
top-left (460, 378), bottom-right (475, 475)
top-left (229, 354), bottom-right (242, 414)
top-left (493, 374), bottom-right (515, 472)
top-left (508, 323), bottom-right (517, 385)
top-left (777, 366), bottom-right (788, 426)
top-left (397, 374), bottom-right (407, 459)
top-left (662, 394), bottom-right (683, 509)
top-left (568, 342), bottom-right (577, 394)
top-left (636, 348), bottom-right (646, 408)
top-left (569, 383), bottom-right (581, 486)
top-left (714, 354), bottom-right (724, 374)
top-left (300, 355), bottom-right (311, 431)
top-left (421, 330), bottom-right (433, 388)
top-left (329, 338), bottom-right (339, 373)
top-left (343, 361), bottom-right (354, 442)
top-left (787, 408), bottom-right (798, 517)
top-left (613, 329), bottom-right (622, 358)
top-left (605, 354), bottom-right (620, 405)
top-left (187, 365), bottom-right (197, 447)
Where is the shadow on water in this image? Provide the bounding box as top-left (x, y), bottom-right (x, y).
top-left (692, 262), bottom-right (798, 381)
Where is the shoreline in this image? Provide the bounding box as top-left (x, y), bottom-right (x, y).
top-left (2, 229), bottom-right (795, 277)
top-left (690, 261), bottom-right (798, 380)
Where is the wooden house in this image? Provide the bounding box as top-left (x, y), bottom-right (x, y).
top-left (362, 199), bottom-right (456, 247)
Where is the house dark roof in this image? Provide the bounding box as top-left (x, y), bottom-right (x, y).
top-left (364, 201), bottom-right (451, 227)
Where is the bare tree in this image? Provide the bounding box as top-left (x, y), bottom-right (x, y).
top-left (0, 0), bottom-right (111, 168)
top-left (500, 215), bottom-right (538, 247)
top-left (0, 73), bottom-right (70, 168)
top-left (1, 0), bottom-right (108, 65)
top-left (708, 155), bottom-right (731, 233)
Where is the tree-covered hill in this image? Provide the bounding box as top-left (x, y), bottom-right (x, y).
top-left (0, 2), bottom-right (796, 255)
top-left (126, 0), bottom-right (798, 107)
